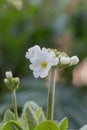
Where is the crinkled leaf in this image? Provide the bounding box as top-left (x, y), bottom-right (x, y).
top-left (3, 120), bottom-right (23, 130)
top-left (21, 101), bottom-right (46, 130)
top-left (22, 101), bottom-right (45, 122)
top-left (36, 108), bottom-right (42, 119)
top-left (24, 107), bottom-right (39, 130)
top-left (59, 117), bottom-right (68, 130)
top-left (35, 107), bottom-right (45, 122)
top-left (18, 117), bottom-right (29, 130)
top-left (34, 120), bottom-right (59, 130)
top-left (3, 109), bottom-right (15, 122)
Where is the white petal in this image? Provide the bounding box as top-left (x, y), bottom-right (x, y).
top-left (60, 56), bottom-right (70, 64)
top-left (33, 71), bottom-right (40, 78)
top-left (25, 52), bottom-right (30, 59)
top-left (49, 51), bottom-right (55, 58)
top-left (51, 57), bottom-right (59, 66)
top-left (29, 63), bottom-right (41, 71)
top-left (40, 68), bottom-right (50, 78)
top-left (34, 45), bottom-right (41, 54)
top-left (26, 45), bottom-right (41, 61)
top-left (42, 47), bottom-right (48, 53)
top-left (30, 57), bottom-right (36, 63)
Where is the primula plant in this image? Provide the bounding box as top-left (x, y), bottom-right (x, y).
top-left (1, 45), bottom-right (86, 130)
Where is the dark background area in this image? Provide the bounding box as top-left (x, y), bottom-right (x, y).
top-left (0, 0), bottom-right (87, 129)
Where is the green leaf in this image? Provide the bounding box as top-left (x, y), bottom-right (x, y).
top-left (35, 107), bottom-right (45, 123)
top-left (35, 108), bottom-right (42, 119)
top-left (34, 120), bottom-right (59, 130)
top-left (3, 109), bottom-right (15, 122)
top-left (59, 117), bottom-right (68, 130)
top-left (22, 101), bottom-right (45, 121)
top-left (18, 117), bottom-right (29, 130)
top-left (0, 123), bottom-right (3, 130)
top-left (22, 101), bottom-right (45, 129)
top-left (23, 107), bottom-right (39, 130)
top-left (3, 120), bottom-right (23, 130)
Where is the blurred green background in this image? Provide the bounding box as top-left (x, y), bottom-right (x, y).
top-left (0, 0), bottom-right (87, 129)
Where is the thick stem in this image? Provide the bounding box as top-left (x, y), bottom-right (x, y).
top-left (47, 68), bottom-right (56, 120)
top-left (12, 90), bottom-right (18, 120)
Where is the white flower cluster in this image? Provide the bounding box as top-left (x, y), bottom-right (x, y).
top-left (25, 45), bottom-right (79, 78)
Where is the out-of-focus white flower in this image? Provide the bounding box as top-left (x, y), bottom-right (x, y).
top-left (80, 125), bottom-right (87, 130)
top-left (29, 47), bottom-right (59, 78)
top-left (5, 71), bottom-right (13, 78)
top-left (71, 56), bottom-right (79, 65)
top-left (60, 56), bottom-right (70, 65)
top-left (25, 45), bottom-right (41, 63)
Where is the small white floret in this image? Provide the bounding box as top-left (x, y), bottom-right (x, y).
top-left (60, 56), bottom-right (70, 65)
top-left (5, 71), bottom-right (13, 78)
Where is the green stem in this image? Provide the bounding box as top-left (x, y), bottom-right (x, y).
top-left (47, 68), bottom-right (56, 120)
top-left (12, 90), bottom-right (18, 120)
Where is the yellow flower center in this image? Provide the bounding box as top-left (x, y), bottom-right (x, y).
top-left (41, 61), bottom-right (48, 69)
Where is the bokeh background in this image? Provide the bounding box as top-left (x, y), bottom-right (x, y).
top-left (0, 0), bottom-right (87, 129)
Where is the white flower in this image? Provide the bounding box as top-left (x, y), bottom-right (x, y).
top-left (25, 45), bottom-right (41, 63)
top-left (5, 71), bottom-right (13, 78)
top-left (70, 56), bottom-right (79, 65)
top-left (29, 48), bottom-right (59, 78)
top-left (60, 56), bottom-right (70, 65)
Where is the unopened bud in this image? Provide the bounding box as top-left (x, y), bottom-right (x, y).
top-left (60, 56), bottom-right (70, 65)
top-left (70, 56), bottom-right (79, 65)
top-left (4, 71), bottom-right (20, 90)
top-left (5, 71), bottom-right (12, 78)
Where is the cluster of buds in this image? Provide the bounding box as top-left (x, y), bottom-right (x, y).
top-left (52, 49), bottom-right (79, 68)
top-left (4, 71), bottom-right (20, 90)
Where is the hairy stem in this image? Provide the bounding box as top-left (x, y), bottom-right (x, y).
top-left (47, 68), bottom-right (56, 120)
top-left (12, 90), bottom-right (18, 120)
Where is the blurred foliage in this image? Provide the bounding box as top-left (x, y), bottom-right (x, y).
top-left (1, 0), bottom-right (87, 129)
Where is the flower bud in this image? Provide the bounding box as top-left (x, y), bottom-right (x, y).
top-left (4, 71), bottom-right (20, 90)
top-left (70, 56), bottom-right (79, 65)
top-left (5, 71), bottom-right (12, 78)
top-left (60, 56), bottom-right (70, 65)
top-left (13, 78), bottom-right (20, 90)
